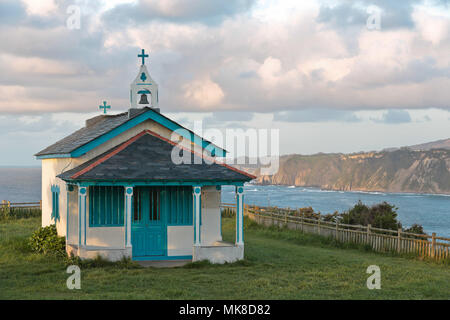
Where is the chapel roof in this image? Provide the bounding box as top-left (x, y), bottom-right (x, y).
top-left (35, 107), bottom-right (225, 158)
top-left (35, 109), bottom-right (146, 157)
top-left (57, 129), bottom-right (255, 182)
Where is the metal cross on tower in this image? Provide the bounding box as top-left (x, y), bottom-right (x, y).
top-left (138, 49), bottom-right (149, 65)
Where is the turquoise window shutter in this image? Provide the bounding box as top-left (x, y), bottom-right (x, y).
top-left (89, 186), bottom-right (125, 227)
top-left (165, 186), bottom-right (193, 226)
top-left (51, 185), bottom-right (60, 223)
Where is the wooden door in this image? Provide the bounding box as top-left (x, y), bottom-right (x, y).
top-left (131, 187), bottom-right (166, 258)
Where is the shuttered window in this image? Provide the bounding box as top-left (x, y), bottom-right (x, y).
top-left (162, 186), bottom-right (193, 225)
top-left (89, 186), bottom-right (124, 227)
top-left (51, 185), bottom-right (60, 223)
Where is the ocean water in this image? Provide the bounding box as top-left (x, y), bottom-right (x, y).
top-left (222, 185), bottom-right (450, 237)
top-left (0, 168), bottom-right (41, 202)
top-left (0, 168), bottom-right (448, 237)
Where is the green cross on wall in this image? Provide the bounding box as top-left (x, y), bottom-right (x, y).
top-left (99, 101), bottom-right (111, 114)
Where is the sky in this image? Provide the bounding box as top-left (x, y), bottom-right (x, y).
top-left (0, 0), bottom-right (449, 166)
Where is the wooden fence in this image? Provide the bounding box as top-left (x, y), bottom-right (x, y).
top-left (1, 200), bottom-right (41, 210)
top-left (221, 203), bottom-right (450, 261)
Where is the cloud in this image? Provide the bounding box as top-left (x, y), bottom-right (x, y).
top-left (0, 113), bottom-right (81, 165)
top-left (211, 111), bottom-right (254, 122)
top-left (22, 0), bottom-right (57, 16)
top-left (0, 114), bottom-right (78, 135)
top-left (0, 0), bottom-right (26, 24)
top-left (317, 0), bottom-right (421, 30)
top-left (203, 111), bottom-right (253, 124)
top-left (0, 0), bottom-right (450, 115)
top-left (413, 8), bottom-right (450, 45)
top-left (183, 77), bottom-right (225, 109)
top-left (274, 109), bottom-right (361, 123)
top-left (102, 0), bottom-right (256, 27)
top-left (372, 109), bottom-right (412, 124)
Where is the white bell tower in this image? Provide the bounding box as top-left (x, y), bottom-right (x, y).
top-left (130, 49), bottom-right (159, 110)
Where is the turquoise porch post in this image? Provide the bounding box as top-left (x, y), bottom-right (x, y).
top-left (66, 188), bottom-right (69, 245)
top-left (236, 186), bottom-right (244, 246)
top-left (193, 186), bottom-right (202, 246)
top-left (125, 187), bottom-right (133, 248)
top-left (78, 186), bottom-right (87, 247)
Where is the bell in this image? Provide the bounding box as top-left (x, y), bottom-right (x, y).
top-left (139, 93), bottom-right (149, 105)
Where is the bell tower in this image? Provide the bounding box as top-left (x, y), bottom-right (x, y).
top-left (130, 49), bottom-right (159, 110)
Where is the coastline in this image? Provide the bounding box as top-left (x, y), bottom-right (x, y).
top-left (250, 182), bottom-right (450, 196)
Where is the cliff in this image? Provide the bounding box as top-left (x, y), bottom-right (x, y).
top-left (249, 148), bottom-right (450, 194)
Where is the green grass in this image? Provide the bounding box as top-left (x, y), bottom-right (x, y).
top-left (0, 217), bottom-right (449, 299)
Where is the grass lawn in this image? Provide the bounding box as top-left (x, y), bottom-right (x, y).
top-left (0, 216), bottom-right (449, 299)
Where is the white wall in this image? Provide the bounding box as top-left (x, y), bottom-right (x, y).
top-left (167, 186), bottom-right (222, 256)
top-left (200, 186), bottom-right (222, 245)
top-left (167, 226), bottom-right (193, 256)
top-left (67, 185), bottom-right (78, 244)
top-left (41, 158), bottom-right (71, 236)
top-left (84, 188), bottom-right (126, 248)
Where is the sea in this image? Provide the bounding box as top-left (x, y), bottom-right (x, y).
top-left (223, 185), bottom-right (450, 237)
top-left (1, 168), bottom-right (449, 237)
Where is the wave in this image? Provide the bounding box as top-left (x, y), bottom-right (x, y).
top-left (298, 188), bottom-right (337, 193)
top-left (352, 190), bottom-right (387, 196)
top-left (391, 192), bottom-right (450, 197)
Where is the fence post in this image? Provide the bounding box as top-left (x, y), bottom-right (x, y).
top-left (335, 220), bottom-right (339, 241)
top-left (397, 228), bottom-right (402, 253)
top-left (39, 200), bottom-right (42, 210)
top-left (367, 224), bottom-right (371, 246)
top-left (285, 209), bottom-right (288, 226)
top-left (298, 209), bottom-right (303, 232)
top-left (431, 233), bottom-right (436, 259)
top-left (257, 208), bottom-right (261, 224)
top-left (318, 213), bottom-right (321, 235)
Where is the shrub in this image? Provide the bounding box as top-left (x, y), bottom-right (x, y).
top-left (248, 201), bottom-right (425, 236)
top-left (404, 224), bottom-right (427, 235)
top-left (322, 212), bottom-right (339, 222)
top-left (28, 225), bottom-right (66, 257)
top-left (340, 201), bottom-right (402, 231)
top-left (0, 207), bottom-right (41, 221)
top-left (292, 207), bottom-right (315, 218)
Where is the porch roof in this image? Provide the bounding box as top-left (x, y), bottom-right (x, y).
top-left (57, 129), bottom-right (255, 183)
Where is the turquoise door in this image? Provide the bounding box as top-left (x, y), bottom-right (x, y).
top-left (132, 187), bottom-right (167, 258)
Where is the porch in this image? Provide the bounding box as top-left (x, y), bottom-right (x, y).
top-left (65, 183), bottom-right (246, 264)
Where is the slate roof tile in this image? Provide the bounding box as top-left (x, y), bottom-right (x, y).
top-left (35, 112), bottom-right (133, 156)
top-left (58, 130), bottom-right (254, 182)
